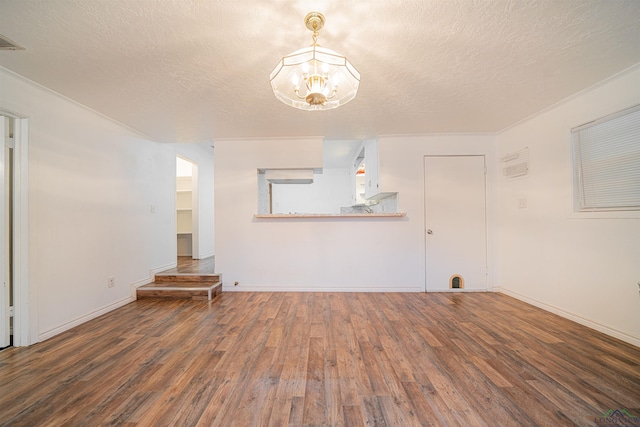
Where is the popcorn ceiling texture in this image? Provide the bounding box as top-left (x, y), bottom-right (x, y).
top-left (0, 0), bottom-right (639, 142)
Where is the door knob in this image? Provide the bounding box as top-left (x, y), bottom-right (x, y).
top-left (427, 229), bottom-right (433, 235)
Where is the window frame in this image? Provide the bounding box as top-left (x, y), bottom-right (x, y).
top-left (571, 104), bottom-right (640, 214)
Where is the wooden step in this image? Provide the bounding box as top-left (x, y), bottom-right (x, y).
top-left (153, 273), bottom-right (220, 284)
top-left (137, 277), bottom-right (222, 301)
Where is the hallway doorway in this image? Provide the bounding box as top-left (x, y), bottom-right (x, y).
top-left (176, 156), bottom-right (199, 259)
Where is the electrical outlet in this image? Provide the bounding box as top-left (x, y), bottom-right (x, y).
top-left (517, 198), bottom-right (527, 209)
top-left (107, 276), bottom-right (115, 288)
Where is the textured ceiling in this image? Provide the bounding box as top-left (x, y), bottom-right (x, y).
top-left (1, 0), bottom-right (639, 143)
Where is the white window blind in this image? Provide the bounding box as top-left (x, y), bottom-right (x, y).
top-left (572, 104), bottom-right (640, 211)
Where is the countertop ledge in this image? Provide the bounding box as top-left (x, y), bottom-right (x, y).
top-left (255, 213), bottom-right (406, 219)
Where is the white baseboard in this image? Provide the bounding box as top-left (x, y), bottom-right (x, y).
top-left (498, 288), bottom-right (640, 348)
top-left (130, 275), bottom-right (155, 299)
top-left (128, 262), bottom-right (179, 300)
top-left (151, 261), bottom-right (177, 275)
top-left (222, 285), bottom-right (423, 293)
top-left (39, 296), bottom-right (134, 342)
top-left (196, 251), bottom-right (215, 260)
top-left (131, 276), bottom-right (153, 288)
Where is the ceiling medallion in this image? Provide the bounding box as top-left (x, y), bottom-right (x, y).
top-left (270, 12), bottom-right (360, 111)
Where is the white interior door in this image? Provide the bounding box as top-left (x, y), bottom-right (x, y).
top-left (0, 117), bottom-right (9, 347)
top-left (424, 155), bottom-right (487, 291)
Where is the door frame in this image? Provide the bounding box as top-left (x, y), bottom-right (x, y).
top-left (176, 155), bottom-right (200, 259)
top-left (423, 154), bottom-right (489, 292)
top-left (1, 116), bottom-right (8, 347)
top-left (0, 113), bottom-right (30, 346)
top-left (191, 161), bottom-right (200, 259)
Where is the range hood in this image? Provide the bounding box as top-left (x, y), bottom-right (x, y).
top-left (264, 169), bottom-right (314, 184)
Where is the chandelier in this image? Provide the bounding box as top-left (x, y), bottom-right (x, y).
top-left (270, 12), bottom-right (360, 111)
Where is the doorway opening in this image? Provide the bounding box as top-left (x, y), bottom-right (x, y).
top-left (176, 156), bottom-right (199, 260)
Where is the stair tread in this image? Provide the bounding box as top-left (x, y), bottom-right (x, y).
top-left (137, 270), bottom-right (223, 301)
top-left (153, 274), bottom-right (220, 284)
top-left (138, 281), bottom-right (221, 290)
top-left (155, 273), bottom-right (219, 277)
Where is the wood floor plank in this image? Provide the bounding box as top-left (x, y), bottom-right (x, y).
top-left (1, 292), bottom-right (639, 426)
top-left (401, 381), bottom-right (440, 426)
top-left (412, 371), bottom-right (473, 426)
top-left (159, 256), bottom-right (215, 275)
top-left (267, 298), bottom-right (309, 426)
top-left (440, 348), bottom-right (533, 426)
top-left (361, 395), bottom-right (388, 427)
top-left (303, 336), bottom-right (328, 425)
top-left (288, 395), bottom-right (305, 425)
top-left (342, 404), bottom-right (365, 427)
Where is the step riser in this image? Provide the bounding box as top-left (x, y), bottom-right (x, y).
top-left (138, 291), bottom-right (212, 300)
top-left (154, 274), bottom-right (220, 283)
top-left (137, 283), bottom-right (222, 301)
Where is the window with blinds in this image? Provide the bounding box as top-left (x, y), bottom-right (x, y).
top-left (572, 104), bottom-right (640, 211)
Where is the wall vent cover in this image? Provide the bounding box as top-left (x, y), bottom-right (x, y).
top-left (0, 34), bottom-right (25, 50)
top-left (501, 147), bottom-right (529, 180)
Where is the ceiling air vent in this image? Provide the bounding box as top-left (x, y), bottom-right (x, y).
top-left (0, 34), bottom-right (25, 50)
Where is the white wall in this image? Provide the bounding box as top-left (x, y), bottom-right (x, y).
top-left (0, 67), bottom-right (176, 343)
top-left (496, 65), bottom-right (640, 346)
top-left (174, 143), bottom-right (215, 258)
top-left (379, 134), bottom-right (499, 291)
top-left (272, 168), bottom-right (352, 214)
top-left (215, 134), bottom-right (496, 292)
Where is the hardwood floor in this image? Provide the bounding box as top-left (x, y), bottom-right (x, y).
top-left (159, 256), bottom-right (216, 275)
top-left (1, 292), bottom-right (638, 426)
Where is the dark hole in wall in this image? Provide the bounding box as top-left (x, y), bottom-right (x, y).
top-left (452, 276), bottom-right (461, 288)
